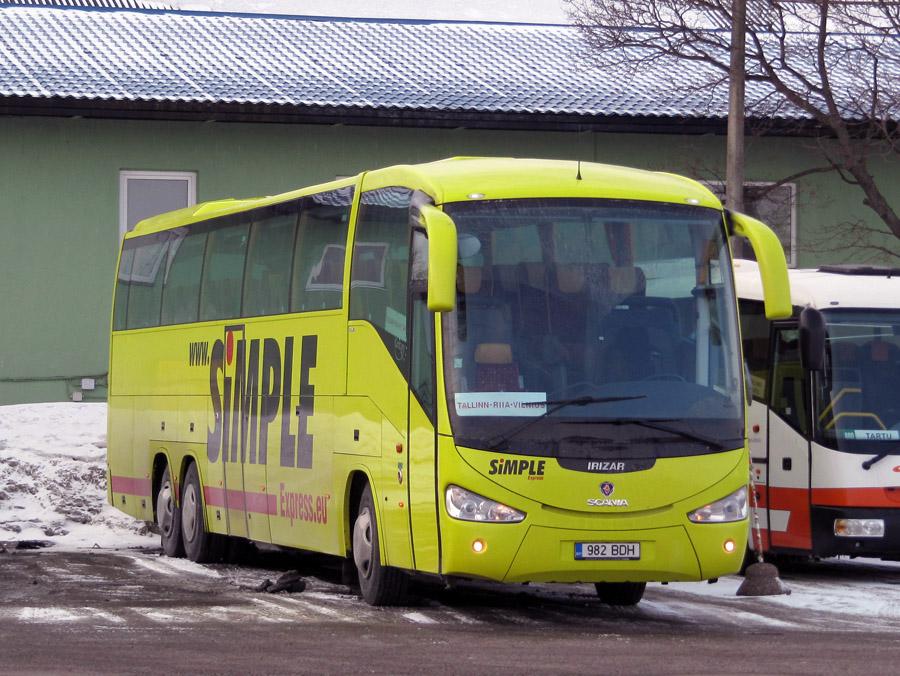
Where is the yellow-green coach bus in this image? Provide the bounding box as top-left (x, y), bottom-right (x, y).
top-left (108, 158), bottom-right (790, 606)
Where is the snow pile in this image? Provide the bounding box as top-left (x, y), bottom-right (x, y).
top-left (0, 403), bottom-right (157, 549)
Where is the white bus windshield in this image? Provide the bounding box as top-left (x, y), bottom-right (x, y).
top-left (814, 310), bottom-right (900, 449)
top-left (441, 198), bottom-right (744, 459)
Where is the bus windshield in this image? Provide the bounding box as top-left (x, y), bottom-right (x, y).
top-left (441, 198), bottom-right (744, 459)
top-left (814, 310), bottom-right (900, 451)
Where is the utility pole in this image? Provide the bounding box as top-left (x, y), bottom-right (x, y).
top-left (727, 0), bottom-right (747, 254)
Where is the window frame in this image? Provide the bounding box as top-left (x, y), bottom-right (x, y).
top-left (119, 170), bottom-right (197, 239)
top-left (704, 180), bottom-right (797, 267)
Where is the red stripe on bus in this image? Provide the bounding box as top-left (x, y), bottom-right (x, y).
top-left (109, 475), bottom-right (152, 497)
top-left (204, 486), bottom-right (226, 508)
top-left (204, 485), bottom-right (277, 515)
top-left (766, 486), bottom-right (812, 550)
top-left (245, 491), bottom-right (278, 515)
top-left (812, 487), bottom-right (900, 508)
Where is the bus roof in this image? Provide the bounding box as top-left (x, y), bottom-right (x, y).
top-left (127, 157), bottom-right (723, 238)
top-left (734, 259), bottom-right (900, 311)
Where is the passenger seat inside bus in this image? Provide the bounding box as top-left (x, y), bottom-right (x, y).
top-left (456, 264), bottom-right (519, 392)
top-left (474, 343), bottom-right (523, 392)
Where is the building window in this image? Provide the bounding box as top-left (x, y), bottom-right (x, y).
top-left (119, 170), bottom-right (196, 238)
top-left (706, 182), bottom-right (796, 266)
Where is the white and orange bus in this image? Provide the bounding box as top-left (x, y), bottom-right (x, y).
top-left (736, 261), bottom-right (900, 559)
top-left (108, 158), bottom-right (789, 605)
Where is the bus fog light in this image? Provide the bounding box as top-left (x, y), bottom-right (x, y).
top-left (834, 518), bottom-right (884, 538)
top-left (687, 486), bottom-right (748, 523)
top-left (472, 539), bottom-right (486, 553)
top-left (445, 485), bottom-right (526, 522)
top-left (724, 539), bottom-right (736, 553)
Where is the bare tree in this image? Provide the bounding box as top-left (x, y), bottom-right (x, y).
top-left (564, 0), bottom-right (900, 260)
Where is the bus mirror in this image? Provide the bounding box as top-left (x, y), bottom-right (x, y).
top-left (799, 306), bottom-right (826, 372)
top-left (418, 205), bottom-right (458, 312)
top-left (727, 211), bottom-right (792, 320)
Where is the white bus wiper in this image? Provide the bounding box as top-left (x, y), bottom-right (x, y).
top-left (862, 446), bottom-right (899, 470)
top-left (598, 418), bottom-right (728, 451)
top-left (486, 395), bottom-right (646, 451)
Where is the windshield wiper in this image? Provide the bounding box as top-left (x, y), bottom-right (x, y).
top-left (486, 395), bottom-right (646, 451)
top-left (597, 418), bottom-right (728, 451)
top-left (862, 446), bottom-right (900, 470)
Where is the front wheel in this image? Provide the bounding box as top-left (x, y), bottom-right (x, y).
top-left (595, 581), bottom-right (646, 606)
top-left (156, 465), bottom-right (184, 558)
top-left (180, 463), bottom-right (224, 563)
top-left (352, 484), bottom-right (408, 606)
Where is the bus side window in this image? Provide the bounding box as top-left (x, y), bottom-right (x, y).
top-left (199, 221), bottom-right (249, 322)
top-left (160, 228), bottom-right (207, 326)
top-left (292, 189), bottom-right (353, 313)
top-left (114, 243), bottom-right (135, 331)
top-left (124, 231), bottom-right (170, 330)
top-left (349, 187), bottom-right (413, 370)
top-left (242, 208), bottom-right (297, 318)
top-left (770, 327), bottom-right (808, 434)
top-left (738, 298), bottom-right (771, 402)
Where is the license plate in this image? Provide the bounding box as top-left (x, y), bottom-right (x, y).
top-left (575, 542), bottom-right (641, 560)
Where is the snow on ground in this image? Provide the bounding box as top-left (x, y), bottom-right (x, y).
top-left (0, 402), bottom-right (157, 549)
top-left (3, 402), bottom-right (900, 628)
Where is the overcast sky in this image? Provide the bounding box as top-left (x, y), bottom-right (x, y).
top-left (167, 0), bottom-right (571, 23)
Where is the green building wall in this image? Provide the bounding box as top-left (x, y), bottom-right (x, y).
top-left (2, 115), bottom-right (898, 404)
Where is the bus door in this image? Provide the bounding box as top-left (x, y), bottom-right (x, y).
top-left (407, 231), bottom-right (440, 573)
top-left (219, 325), bottom-right (251, 540)
top-left (764, 325), bottom-right (813, 551)
top-left (347, 186), bottom-right (417, 570)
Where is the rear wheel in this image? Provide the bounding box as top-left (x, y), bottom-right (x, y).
top-left (180, 463), bottom-right (224, 563)
top-left (156, 465), bottom-right (184, 558)
top-left (352, 484), bottom-right (408, 606)
top-left (594, 581), bottom-right (646, 606)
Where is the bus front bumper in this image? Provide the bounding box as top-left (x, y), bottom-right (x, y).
top-left (440, 520), bottom-right (748, 584)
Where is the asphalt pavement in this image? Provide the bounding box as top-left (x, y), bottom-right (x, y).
top-left (0, 545), bottom-right (898, 675)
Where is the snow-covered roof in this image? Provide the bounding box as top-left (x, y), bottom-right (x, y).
top-left (0, 4), bottom-right (751, 126)
top-left (2, 1), bottom-right (172, 8)
top-left (734, 260), bottom-right (900, 311)
top-left (0, 4), bottom-right (885, 128)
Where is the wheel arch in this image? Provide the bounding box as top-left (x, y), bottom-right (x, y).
top-left (151, 449), bottom-right (206, 520)
top-left (344, 469), bottom-right (374, 557)
top-left (151, 450), bottom-right (173, 518)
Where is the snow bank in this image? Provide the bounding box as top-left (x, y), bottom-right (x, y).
top-left (0, 403), bottom-right (157, 549)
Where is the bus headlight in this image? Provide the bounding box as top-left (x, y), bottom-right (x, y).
top-left (687, 486), bottom-right (748, 523)
top-left (445, 485), bottom-right (526, 522)
top-left (835, 518), bottom-right (884, 538)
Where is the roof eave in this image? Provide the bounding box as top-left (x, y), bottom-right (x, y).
top-left (0, 95), bottom-right (838, 136)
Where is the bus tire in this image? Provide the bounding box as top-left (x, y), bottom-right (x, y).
top-left (595, 581), bottom-right (646, 606)
top-left (352, 484), bottom-right (408, 606)
top-left (180, 462), bottom-right (224, 563)
top-left (156, 465), bottom-right (184, 558)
